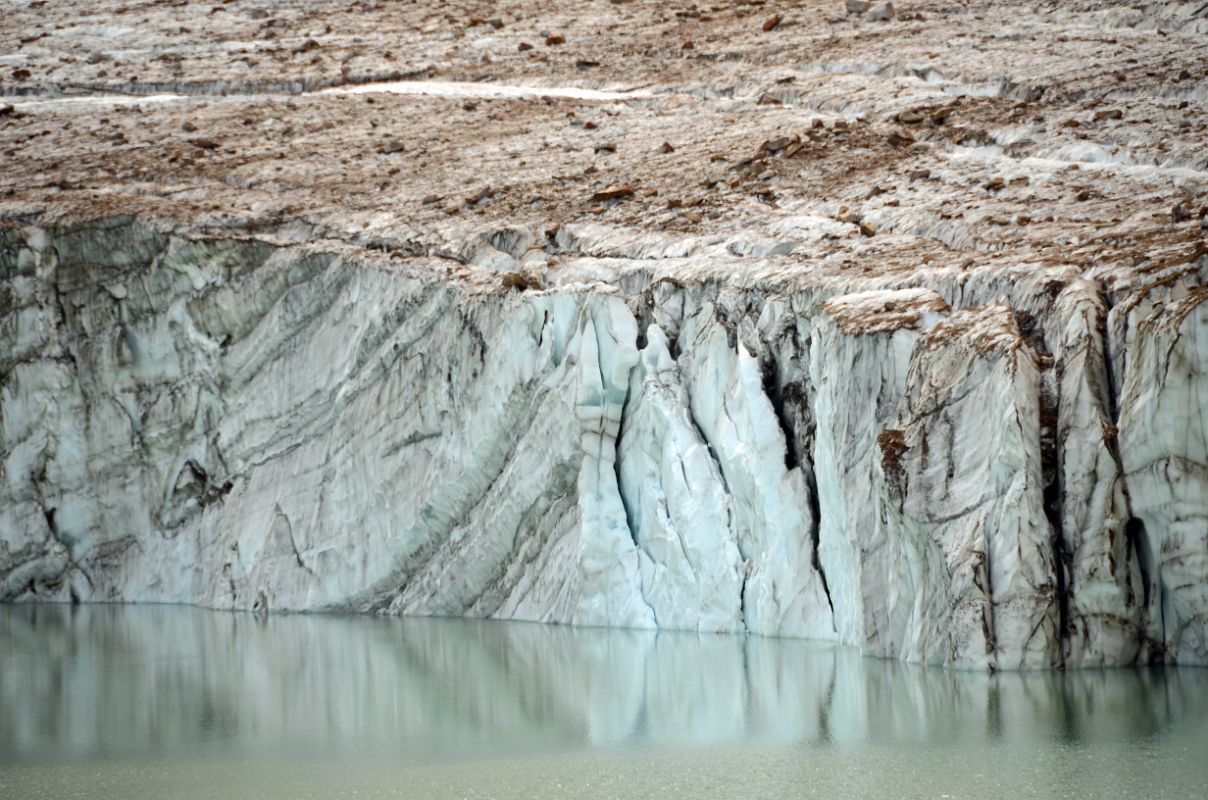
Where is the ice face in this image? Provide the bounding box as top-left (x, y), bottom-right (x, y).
top-left (2, 219), bottom-right (1206, 668)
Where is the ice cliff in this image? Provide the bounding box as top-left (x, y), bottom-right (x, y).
top-left (2, 217), bottom-right (1205, 669)
top-left (2, 0), bottom-right (1207, 669)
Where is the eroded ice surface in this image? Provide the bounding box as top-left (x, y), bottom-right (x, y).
top-left (2, 219), bottom-right (1207, 669)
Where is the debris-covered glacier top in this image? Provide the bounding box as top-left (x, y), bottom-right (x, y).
top-left (1, 0), bottom-right (1205, 309)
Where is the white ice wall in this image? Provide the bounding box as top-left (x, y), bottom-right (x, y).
top-left (2, 219), bottom-right (1206, 668)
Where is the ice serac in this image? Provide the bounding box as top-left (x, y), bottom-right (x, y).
top-left (1114, 280), bottom-right (1208, 665)
top-left (2, 218), bottom-right (1208, 669)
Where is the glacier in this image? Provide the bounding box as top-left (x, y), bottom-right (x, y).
top-left (2, 217), bottom-right (1205, 670)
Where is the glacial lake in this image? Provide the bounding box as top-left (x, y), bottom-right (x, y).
top-left (2, 605), bottom-right (1206, 800)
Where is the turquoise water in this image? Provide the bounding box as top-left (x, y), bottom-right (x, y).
top-left (1, 604), bottom-right (1206, 799)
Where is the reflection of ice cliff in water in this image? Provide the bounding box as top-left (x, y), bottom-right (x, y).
top-left (2, 604), bottom-right (1205, 762)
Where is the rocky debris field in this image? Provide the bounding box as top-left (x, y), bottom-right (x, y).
top-left (2, 1), bottom-right (1208, 669)
top-left (1, 0), bottom-right (1205, 292)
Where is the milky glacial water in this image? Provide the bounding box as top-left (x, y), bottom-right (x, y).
top-left (1, 604), bottom-right (1206, 800)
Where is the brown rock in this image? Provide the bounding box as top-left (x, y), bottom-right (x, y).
top-left (759, 136), bottom-right (796, 155)
top-left (545, 34), bottom-right (565, 46)
top-left (518, 42), bottom-right (534, 52)
top-left (661, 142), bottom-right (676, 153)
top-left (465, 187), bottom-right (493, 206)
top-left (591, 185), bottom-right (636, 203)
top-left (762, 15), bottom-right (783, 32)
top-left (501, 272), bottom-right (538, 291)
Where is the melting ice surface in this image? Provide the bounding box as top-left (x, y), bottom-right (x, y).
top-left (1, 605), bottom-right (1206, 800)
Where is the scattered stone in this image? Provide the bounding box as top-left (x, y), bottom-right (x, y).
top-left (983, 176), bottom-right (1005, 191)
top-left (682, 40), bottom-right (694, 50)
top-left (1094, 108), bottom-right (1123, 121)
top-left (518, 42), bottom-right (534, 52)
top-left (1172, 203), bottom-right (1192, 223)
top-left (590, 185), bottom-right (636, 202)
top-left (908, 169), bottom-right (931, 181)
top-left (759, 136), bottom-right (796, 156)
top-left (864, 2), bottom-right (896, 22)
top-left (465, 186), bottom-right (493, 206)
top-left (762, 15), bottom-right (783, 32)
top-left (859, 220), bottom-right (878, 236)
top-left (12, 68), bottom-right (31, 80)
top-left (379, 139), bottom-right (406, 154)
top-left (846, 0), bottom-right (872, 14)
top-left (887, 130), bottom-right (914, 147)
top-left (661, 142), bottom-right (676, 153)
top-left (896, 109), bottom-right (924, 124)
top-left (1074, 189), bottom-right (1091, 201)
top-left (545, 34), bottom-right (565, 46)
top-left (501, 272), bottom-right (539, 291)
top-left (0, 104), bottom-right (15, 118)
top-left (594, 143), bottom-right (617, 154)
top-left (576, 60), bottom-right (601, 69)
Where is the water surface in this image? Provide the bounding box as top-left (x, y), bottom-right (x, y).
top-left (1, 604), bottom-right (1205, 799)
